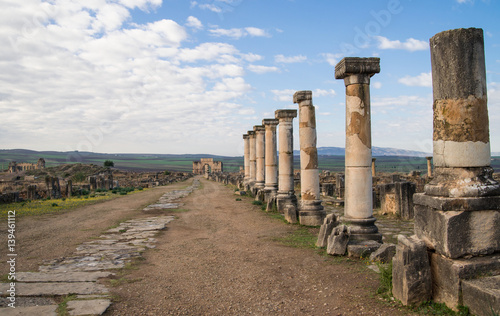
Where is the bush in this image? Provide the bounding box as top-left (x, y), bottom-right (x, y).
top-left (252, 200), bottom-right (263, 206)
top-left (104, 160), bottom-right (114, 167)
top-left (51, 203), bottom-right (58, 207)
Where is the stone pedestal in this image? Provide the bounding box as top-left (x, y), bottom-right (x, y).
top-left (335, 57), bottom-right (381, 242)
top-left (254, 125), bottom-right (266, 191)
top-left (293, 91), bottom-right (325, 226)
top-left (275, 109), bottom-right (298, 216)
top-left (243, 134), bottom-right (250, 184)
top-left (262, 119), bottom-right (279, 202)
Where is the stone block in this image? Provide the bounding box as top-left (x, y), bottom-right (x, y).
top-left (67, 299), bottom-right (111, 316)
top-left (462, 275), bottom-right (500, 316)
top-left (284, 205), bottom-right (298, 224)
top-left (347, 240), bottom-right (381, 259)
top-left (430, 253), bottom-right (500, 309)
top-left (369, 243), bottom-right (396, 263)
top-left (392, 235), bottom-right (432, 306)
top-left (316, 213), bottom-right (338, 248)
top-left (414, 203), bottom-right (500, 259)
top-left (234, 191), bottom-right (246, 196)
top-left (327, 225), bottom-right (349, 256)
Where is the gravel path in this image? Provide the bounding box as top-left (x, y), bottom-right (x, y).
top-left (106, 177), bottom-right (412, 315)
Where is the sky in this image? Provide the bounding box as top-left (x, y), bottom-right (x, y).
top-left (1, 0), bottom-right (500, 157)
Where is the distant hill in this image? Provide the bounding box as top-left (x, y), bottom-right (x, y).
top-left (294, 146), bottom-right (430, 157)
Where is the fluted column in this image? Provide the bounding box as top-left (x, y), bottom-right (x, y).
top-left (248, 131), bottom-right (256, 185)
top-left (293, 90), bottom-right (325, 226)
top-left (275, 109), bottom-right (298, 215)
top-left (254, 125), bottom-right (266, 190)
top-left (335, 57), bottom-right (382, 242)
top-left (243, 134), bottom-right (250, 183)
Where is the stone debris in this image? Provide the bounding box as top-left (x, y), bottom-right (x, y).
top-left (369, 243), bottom-right (396, 264)
top-left (326, 225), bottom-right (350, 256)
top-left (347, 240), bottom-right (381, 259)
top-left (316, 213), bottom-right (339, 248)
top-left (0, 179), bottom-right (199, 315)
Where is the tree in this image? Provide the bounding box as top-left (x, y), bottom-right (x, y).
top-left (104, 160), bottom-right (114, 168)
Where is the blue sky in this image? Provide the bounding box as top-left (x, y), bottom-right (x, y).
top-left (1, 0), bottom-right (499, 156)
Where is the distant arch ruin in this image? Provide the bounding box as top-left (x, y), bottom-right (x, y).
top-left (192, 158), bottom-right (222, 175)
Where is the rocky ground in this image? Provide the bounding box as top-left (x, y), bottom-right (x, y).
top-left (0, 176), bottom-right (416, 315)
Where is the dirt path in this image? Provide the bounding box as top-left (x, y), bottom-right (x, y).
top-left (106, 177), bottom-right (411, 316)
top-left (0, 180), bottom-right (194, 276)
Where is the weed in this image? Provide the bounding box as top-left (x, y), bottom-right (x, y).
top-left (376, 262), bottom-right (393, 297)
top-left (56, 294), bottom-right (77, 316)
top-left (110, 277), bottom-right (142, 287)
top-left (252, 200), bottom-right (263, 206)
top-left (168, 209), bottom-right (190, 213)
top-left (235, 198), bottom-right (242, 201)
top-left (51, 203), bottom-right (59, 207)
top-left (410, 301), bottom-right (470, 315)
top-left (275, 227), bottom-right (317, 249)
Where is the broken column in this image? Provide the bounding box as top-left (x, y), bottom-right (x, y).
top-left (248, 130), bottom-right (257, 187)
top-left (426, 156), bottom-right (433, 177)
top-left (410, 28), bottom-right (500, 311)
top-left (243, 134), bottom-right (250, 184)
top-left (293, 90), bottom-right (325, 226)
top-left (263, 119), bottom-right (279, 201)
top-left (335, 57), bottom-right (382, 242)
top-left (275, 109), bottom-right (298, 218)
top-left (371, 158), bottom-right (376, 177)
top-left (254, 125), bottom-right (266, 192)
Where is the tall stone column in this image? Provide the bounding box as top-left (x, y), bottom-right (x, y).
top-left (275, 109), bottom-right (298, 216)
top-left (254, 125), bottom-right (266, 190)
top-left (293, 91), bottom-right (325, 226)
top-left (426, 156), bottom-right (432, 177)
top-left (243, 134), bottom-right (250, 183)
top-left (409, 28), bottom-right (500, 311)
top-left (263, 119), bottom-right (279, 197)
top-left (335, 57), bottom-right (382, 242)
top-left (248, 131), bottom-right (257, 186)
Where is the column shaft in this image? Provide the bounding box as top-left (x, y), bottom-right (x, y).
top-left (263, 119), bottom-right (279, 192)
top-left (254, 125), bottom-right (266, 189)
top-left (243, 134), bottom-right (250, 182)
top-left (248, 131), bottom-right (256, 184)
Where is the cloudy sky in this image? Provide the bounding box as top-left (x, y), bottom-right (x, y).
top-left (1, 0), bottom-right (500, 156)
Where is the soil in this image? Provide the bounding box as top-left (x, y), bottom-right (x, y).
top-left (1, 176), bottom-right (414, 315)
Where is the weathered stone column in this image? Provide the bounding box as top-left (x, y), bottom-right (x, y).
top-left (254, 125), bottom-right (266, 190)
top-left (335, 57), bottom-right (382, 242)
top-left (409, 28), bottom-right (500, 311)
top-left (371, 158), bottom-right (376, 177)
top-left (426, 156), bottom-right (433, 177)
top-left (248, 131), bottom-right (256, 186)
top-left (275, 110), bottom-right (298, 216)
top-left (263, 119), bottom-right (279, 197)
top-left (293, 91), bottom-right (325, 226)
top-left (243, 134), bottom-right (250, 183)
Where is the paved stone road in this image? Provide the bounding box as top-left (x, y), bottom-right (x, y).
top-left (0, 179), bottom-right (200, 316)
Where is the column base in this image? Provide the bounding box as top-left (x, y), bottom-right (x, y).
top-left (263, 187), bottom-right (278, 203)
top-left (299, 200), bottom-right (325, 226)
top-left (276, 192), bottom-right (297, 214)
top-left (343, 216), bottom-right (382, 243)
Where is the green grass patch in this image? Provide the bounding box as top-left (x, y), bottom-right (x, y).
top-left (110, 277), bottom-right (142, 287)
top-left (275, 227), bottom-right (317, 249)
top-left (168, 208), bottom-right (190, 213)
top-left (410, 301), bottom-right (470, 315)
top-left (56, 294), bottom-right (77, 316)
top-left (0, 194), bottom-right (114, 219)
top-left (376, 262), bottom-right (393, 298)
top-left (252, 200), bottom-right (263, 206)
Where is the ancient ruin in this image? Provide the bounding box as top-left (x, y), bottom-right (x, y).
top-left (393, 28), bottom-right (500, 315)
top-left (254, 125), bottom-right (266, 192)
top-left (294, 90), bottom-right (325, 226)
top-left (262, 118), bottom-right (279, 202)
top-left (8, 158), bottom-right (45, 173)
top-left (192, 158), bottom-right (223, 175)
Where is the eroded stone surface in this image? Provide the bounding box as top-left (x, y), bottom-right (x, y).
top-left (67, 299), bottom-right (111, 316)
top-left (0, 305), bottom-right (57, 316)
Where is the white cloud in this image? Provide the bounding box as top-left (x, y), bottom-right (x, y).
top-left (271, 89), bottom-right (296, 102)
top-left (398, 72), bottom-right (432, 87)
top-left (208, 26), bottom-right (269, 39)
top-left (248, 65), bottom-right (280, 74)
top-left (198, 3), bottom-right (222, 13)
top-left (242, 53), bottom-right (263, 62)
top-left (275, 54), bottom-right (307, 63)
top-left (375, 36), bottom-right (428, 51)
top-left (313, 89), bottom-right (336, 97)
top-left (373, 82), bottom-right (383, 89)
top-left (321, 53), bottom-right (344, 66)
top-left (186, 16), bottom-right (203, 30)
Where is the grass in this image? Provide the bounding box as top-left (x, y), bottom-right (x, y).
top-left (0, 194), bottom-right (114, 219)
top-left (410, 302), bottom-right (470, 315)
top-left (376, 262), bottom-right (393, 298)
top-left (56, 294), bottom-right (77, 316)
top-left (274, 226), bottom-right (317, 249)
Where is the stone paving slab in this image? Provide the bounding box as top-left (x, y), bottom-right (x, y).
top-left (0, 305), bottom-right (57, 316)
top-left (17, 271), bottom-right (114, 283)
top-left (67, 299), bottom-right (111, 316)
top-left (0, 282), bottom-right (108, 296)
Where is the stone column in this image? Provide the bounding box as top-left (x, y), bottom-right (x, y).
top-left (254, 125), bottom-right (266, 190)
top-left (409, 28), bottom-right (500, 310)
top-left (293, 91), bottom-right (325, 226)
top-left (248, 131), bottom-right (256, 186)
top-left (335, 57), bottom-right (382, 242)
top-left (275, 109), bottom-right (298, 216)
top-left (243, 134), bottom-right (250, 183)
top-left (426, 157), bottom-right (433, 177)
top-left (371, 158), bottom-right (377, 177)
top-left (263, 119), bottom-right (279, 197)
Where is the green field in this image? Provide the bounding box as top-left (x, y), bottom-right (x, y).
top-left (1, 149), bottom-right (499, 174)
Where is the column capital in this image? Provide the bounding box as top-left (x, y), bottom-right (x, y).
top-left (275, 109), bottom-right (297, 120)
top-left (334, 57), bottom-right (380, 83)
top-left (253, 125), bottom-right (265, 133)
top-left (243, 134), bottom-right (249, 139)
top-left (426, 156), bottom-right (433, 161)
top-left (293, 90), bottom-right (312, 104)
top-left (247, 130), bottom-right (255, 136)
top-left (262, 118), bottom-right (279, 127)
